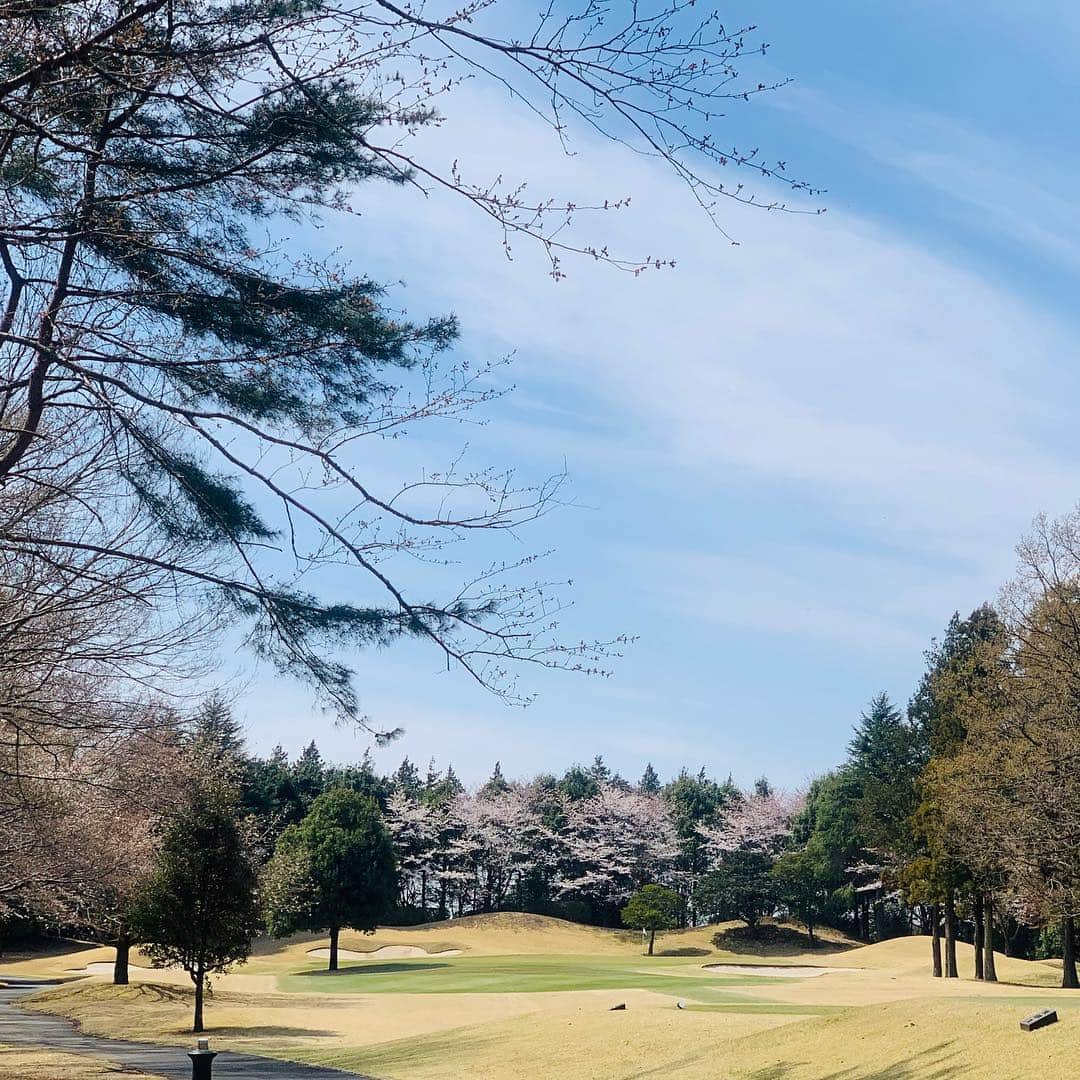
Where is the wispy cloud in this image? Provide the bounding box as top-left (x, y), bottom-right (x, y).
top-left (247, 79), bottom-right (1080, 787)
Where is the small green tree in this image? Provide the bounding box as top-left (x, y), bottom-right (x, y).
top-left (621, 885), bottom-right (684, 956)
top-left (264, 789), bottom-right (396, 971)
top-left (130, 780), bottom-right (260, 1032)
top-left (771, 845), bottom-right (834, 946)
top-left (694, 850), bottom-right (777, 930)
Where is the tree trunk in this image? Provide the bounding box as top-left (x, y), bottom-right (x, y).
top-left (983, 894), bottom-right (997, 982)
top-left (328, 926), bottom-right (340, 972)
top-left (1063, 917), bottom-right (1078, 989)
top-left (648, 929), bottom-right (656, 956)
top-left (420, 870), bottom-right (427, 914)
top-left (930, 903), bottom-right (943, 978)
top-left (915, 903), bottom-right (930, 935)
top-left (944, 892), bottom-right (958, 978)
top-left (973, 893), bottom-right (984, 980)
top-left (192, 967), bottom-right (205, 1033)
top-left (113, 931), bottom-right (131, 986)
top-left (807, 919), bottom-right (816, 947)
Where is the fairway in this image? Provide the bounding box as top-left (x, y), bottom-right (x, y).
top-left (278, 953), bottom-right (790, 996)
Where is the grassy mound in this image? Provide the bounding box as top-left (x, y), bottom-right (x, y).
top-left (719, 995), bottom-right (1080, 1079)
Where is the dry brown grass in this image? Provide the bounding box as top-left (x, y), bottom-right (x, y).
top-left (12, 919), bottom-right (1080, 1079)
top-left (0, 1042), bottom-right (164, 1079)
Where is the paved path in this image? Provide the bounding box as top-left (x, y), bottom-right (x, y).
top-left (0, 979), bottom-right (373, 1079)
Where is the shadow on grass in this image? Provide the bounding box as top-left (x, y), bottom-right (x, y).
top-left (711, 925), bottom-right (856, 956)
top-left (204, 1025), bottom-right (339, 1039)
top-left (292, 962), bottom-right (451, 978)
top-left (657, 947), bottom-right (711, 957)
top-left (736, 1041), bottom-right (966, 1079)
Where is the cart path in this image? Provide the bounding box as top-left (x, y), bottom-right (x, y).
top-left (0, 979), bottom-right (374, 1079)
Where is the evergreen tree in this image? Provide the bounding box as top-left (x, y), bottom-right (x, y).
top-left (621, 885), bottom-right (684, 956)
top-left (292, 742), bottom-right (327, 812)
top-left (848, 693), bottom-right (923, 858)
top-left (331, 751), bottom-right (389, 808)
top-left (665, 768), bottom-right (738, 905)
top-left (558, 764), bottom-right (601, 803)
top-left (391, 757), bottom-right (423, 798)
top-left (639, 763), bottom-right (661, 794)
top-left (694, 850), bottom-right (778, 930)
top-left (130, 778), bottom-right (260, 1032)
top-left (589, 755), bottom-right (612, 784)
top-left (264, 789), bottom-right (397, 971)
top-left (423, 763), bottom-right (465, 809)
top-left (480, 761), bottom-right (511, 798)
top-left (243, 745), bottom-right (303, 834)
top-left (191, 694), bottom-right (246, 764)
top-left (772, 845), bottom-right (835, 946)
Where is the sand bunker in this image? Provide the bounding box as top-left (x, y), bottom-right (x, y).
top-left (703, 963), bottom-right (849, 978)
top-left (307, 945), bottom-right (463, 961)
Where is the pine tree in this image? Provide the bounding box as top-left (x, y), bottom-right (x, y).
top-left (292, 742), bottom-right (327, 811)
top-left (191, 695), bottom-right (245, 763)
top-left (639, 763), bottom-right (661, 794)
top-left (480, 761), bottom-right (511, 799)
top-left (392, 757), bottom-right (422, 798)
top-left (130, 778), bottom-right (260, 1032)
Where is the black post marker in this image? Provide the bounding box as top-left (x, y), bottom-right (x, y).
top-left (189, 1037), bottom-right (218, 1079)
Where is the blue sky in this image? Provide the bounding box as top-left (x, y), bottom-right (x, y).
top-left (235, 2), bottom-right (1080, 789)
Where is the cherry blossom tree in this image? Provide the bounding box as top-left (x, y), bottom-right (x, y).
top-left (699, 788), bottom-right (805, 859)
top-left (558, 786), bottom-right (681, 912)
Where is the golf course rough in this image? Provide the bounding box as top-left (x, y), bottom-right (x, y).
top-left (12, 914), bottom-right (1080, 1079)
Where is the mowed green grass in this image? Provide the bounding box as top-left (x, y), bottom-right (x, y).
top-left (278, 953), bottom-right (794, 999)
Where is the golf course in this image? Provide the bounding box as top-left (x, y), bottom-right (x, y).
top-left (3, 913), bottom-right (1078, 1079)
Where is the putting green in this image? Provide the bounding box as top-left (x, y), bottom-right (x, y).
top-left (277, 953), bottom-right (796, 998)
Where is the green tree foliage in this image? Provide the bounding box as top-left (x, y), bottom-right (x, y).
top-left (788, 771), bottom-right (862, 922)
top-left (903, 608), bottom-right (1005, 976)
top-left (479, 761), bottom-right (511, 798)
top-left (422, 763), bottom-right (464, 809)
top-left (639, 763), bottom-right (661, 795)
top-left (558, 764), bottom-right (602, 803)
top-left (694, 850), bottom-right (777, 930)
top-left (666, 768), bottom-right (739, 901)
top-left (772, 846), bottom-right (835, 946)
top-left (847, 693), bottom-right (924, 865)
top-left (190, 694), bottom-right (246, 764)
top-left (391, 757), bottom-right (423, 799)
top-left (620, 884), bottom-right (684, 955)
top-left (130, 778), bottom-right (260, 1032)
top-left (264, 789), bottom-right (397, 971)
top-left (292, 742), bottom-right (328, 812)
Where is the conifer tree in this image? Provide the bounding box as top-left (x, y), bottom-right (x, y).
top-left (639, 763), bottom-right (661, 794)
top-left (480, 761), bottom-right (511, 798)
top-left (130, 776), bottom-right (260, 1032)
